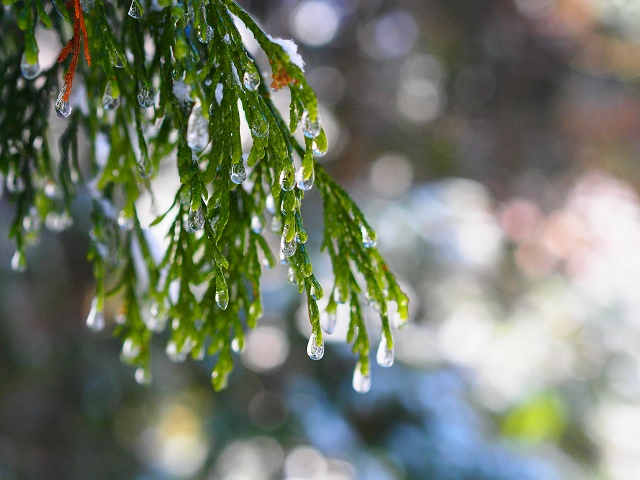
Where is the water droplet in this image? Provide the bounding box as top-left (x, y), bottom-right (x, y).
top-left (250, 215), bottom-right (264, 233)
top-left (230, 161), bottom-right (246, 184)
top-left (6, 169), bottom-right (25, 194)
top-left (352, 362), bottom-right (371, 394)
top-left (250, 114), bottom-right (269, 138)
top-left (188, 206), bottom-right (205, 231)
top-left (361, 225), bottom-right (377, 248)
top-left (197, 23), bottom-right (214, 44)
top-left (128, 0), bottom-right (143, 18)
top-left (45, 211), bottom-right (73, 232)
top-left (44, 180), bottom-right (61, 199)
top-left (121, 338), bottom-right (141, 360)
top-left (11, 250), bottom-right (26, 273)
top-left (302, 112), bottom-right (321, 139)
top-left (143, 303), bottom-right (167, 332)
top-left (243, 68), bottom-right (260, 92)
top-left (137, 156), bottom-right (151, 178)
top-left (312, 140), bottom-right (327, 157)
top-left (86, 297), bottom-right (105, 332)
top-left (231, 337), bottom-right (244, 353)
top-left (296, 165), bottom-right (314, 191)
top-left (321, 311), bottom-right (337, 334)
top-left (102, 82), bottom-right (120, 110)
top-left (22, 211), bottom-right (40, 233)
top-left (117, 211), bottom-right (134, 230)
top-left (279, 169), bottom-right (295, 191)
top-left (215, 290), bottom-right (229, 310)
top-left (20, 53), bottom-right (41, 80)
top-left (280, 233), bottom-right (297, 258)
top-left (266, 194), bottom-right (276, 214)
top-left (55, 87), bottom-right (72, 118)
top-left (376, 335), bottom-right (394, 368)
top-left (166, 340), bottom-right (190, 362)
top-left (111, 51), bottom-right (126, 69)
top-left (187, 105), bottom-right (209, 152)
top-left (137, 85), bottom-right (155, 108)
top-left (135, 367), bottom-right (152, 385)
top-left (307, 332), bottom-right (324, 360)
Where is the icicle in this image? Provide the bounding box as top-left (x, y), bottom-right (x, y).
top-left (376, 334), bottom-right (394, 368)
top-left (230, 161), bottom-right (246, 184)
top-left (137, 85), bottom-right (155, 108)
top-left (243, 63), bottom-right (261, 91)
top-left (187, 104), bottom-right (209, 152)
top-left (352, 362), bottom-right (371, 393)
top-left (55, 87), bottom-right (72, 118)
top-left (128, 0), bottom-right (143, 18)
top-left (197, 24), bottom-right (214, 44)
top-left (10, 250), bottom-right (26, 273)
top-left (302, 112), bottom-right (321, 138)
top-left (20, 53), bottom-right (41, 80)
top-left (187, 206), bottom-right (205, 231)
top-left (86, 297), bottom-right (105, 332)
top-left (321, 311), bottom-right (337, 335)
top-left (306, 332), bottom-right (324, 360)
top-left (102, 82), bottom-right (120, 110)
top-left (296, 165), bottom-right (314, 191)
top-left (135, 367), bottom-right (152, 385)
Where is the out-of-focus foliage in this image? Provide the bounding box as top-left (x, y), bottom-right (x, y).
top-left (2, 0), bottom-right (640, 479)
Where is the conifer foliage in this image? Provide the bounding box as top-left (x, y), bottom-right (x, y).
top-left (0, 0), bottom-right (408, 391)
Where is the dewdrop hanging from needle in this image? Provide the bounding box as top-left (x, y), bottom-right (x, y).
top-left (56, 0), bottom-right (91, 118)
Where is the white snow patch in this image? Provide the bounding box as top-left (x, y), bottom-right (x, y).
top-left (215, 83), bottom-right (224, 105)
top-left (267, 34), bottom-right (305, 71)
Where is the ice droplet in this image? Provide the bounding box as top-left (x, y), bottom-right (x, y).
top-left (10, 250), bottom-right (26, 273)
top-left (102, 82), bottom-right (120, 110)
top-left (312, 140), bottom-right (327, 157)
top-left (121, 338), bottom-right (141, 360)
top-left (55, 88), bottom-right (72, 118)
top-left (86, 297), bottom-right (105, 332)
top-left (296, 165), bottom-right (314, 191)
top-left (187, 105), bottom-right (209, 152)
top-left (166, 340), bottom-right (190, 363)
top-left (271, 215), bottom-right (282, 234)
top-left (197, 24), bottom-right (214, 44)
top-left (44, 180), bottom-right (61, 199)
top-left (361, 225), bottom-right (377, 248)
top-left (302, 112), bottom-right (321, 139)
top-left (279, 169), bottom-right (295, 191)
top-left (215, 289), bottom-right (229, 310)
top-left (250, 114), bottom-right (269, 138)
top-left (280, 232), bottom-right (297, 258)
top-left (137, 156), bottom-right (151, 178)
top-left (20, 53), bottom-right (41, 80)
top-left (230, 161), bottom-right (246, 184)
top-left (135, 367), bottom-right (152, 385)
top-left (6, 168), bottom-right (25, 194)
top-left (231, 337), bottom-right (244, 353)
top-left (266, 194), bottom-right (276, 214)
top-left (137, 85), bottom-right (155, 108)
top-left (223, 33), bottom-right (231, 44)
top-left (352, 362), bottom-right (371, 394)
top-left (188, 206), bottom-right (205, 231)
top-left (243, 67), bottom-right (261, 92)
top-left (376, 335), bottom-right (394, 368)
top-left (307, 332), bottom-right (324, 360)
top-left (143, 303), bottom-right (167, 333)
top-left (321, 311), bottom-right (337, 334)
top-left (250, 215), bottom-right (264, 233)
top-left (45, 211), bottom-right (73, 232)
top-left (128, 0), bottom-right (143, 18)
top-left (117, 211), bottom-right (134, 230)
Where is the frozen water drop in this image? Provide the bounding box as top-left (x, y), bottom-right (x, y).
top-left (352, 363), bottom-right (371, 394)
top-left (6, 169), bottom-right (25, 194)
top-left (102, 82), bottom-right (120, 110)
top-left (296, 165), bottom-right (314, 191)
top-left (197, 23), bottom-right (214, 44)
top-left (306, 332), bottom-right (324, 360)
top-left (188, 206), bottom-right (205, 231)
top-left (223, 33), bottom-right (231, 44)
top-left (121, 338), bottom-right (141, 360)
top-left (312, 140), bottom-right (327, 157)
top-left (279, 169), bottom-right (295, 191)
top-left (302, 112), bottom-right (321, 138)
top-left (230, 161), bottom-right (246, 184)
top-left (86, 297), bottom-right (105, 332)
top-left (187, 105), bottom-right (209, 152)
top-left (117, 211), bottom-right (134, 230)
top-left (128, 0), bottom-right (143, 18)
top-left (135, 367), bottom-right (152, 385)
top-left (21, 53), bottom-right (41, 80)
top-left (10, 250), bottom-right (26, 273)
top-left (137, 85), bottom-right (155, 108)
top-left (321, 311), bottom-right (337, 335)
top-left (361, 225), bottom-right (377, 248)
top-left (215, 289), bottom-right (229, 310)
top-left (376, 335), bottom-right (394, 368)
top-left (45, 211), bottom-right (73, 232)
top-left (166, 340), bottom-right (188, 363)
top-left (55, 88), bottom-right (72, 118)
top-left (250, 215), bottom-right (264, 233)
top-left (265, 194), bottom-right (276, 214)
top-left (231, 337), bottom-right (244, 353)
top-left (280, 233), bottom-right (297, 258)
top-left (250, 115), bottom-right (269, 138)
top-left (137, 156), bottom-right (151, 178)
top-left (243, 68), bottom-right (261, 92)
top-left (44, 180), bottom-right (61, 199)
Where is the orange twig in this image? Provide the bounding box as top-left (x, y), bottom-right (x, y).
top-left (58, 0), bottom-right (91, 102)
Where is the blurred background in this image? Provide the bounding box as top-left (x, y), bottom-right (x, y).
top-left (3, 0), bottom-right (640, 478)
